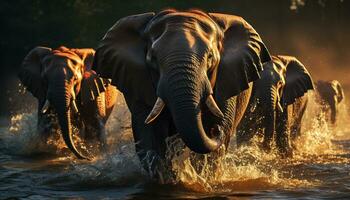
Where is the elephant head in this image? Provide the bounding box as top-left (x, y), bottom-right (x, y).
top-left (19, 46), bottom-right (96, 159)
top-left (93, 10), bottom-right (271, 153)
top-left (257, 55), bottom-right (313, 147)
top-left (315, 79), bottom-right (344, 124)
top-left (255, 58), bottom-right (286, 114)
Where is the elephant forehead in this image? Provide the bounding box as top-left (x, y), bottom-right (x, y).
top-left (47, 56), bottom-right (81, 77)
top-left (53, 52), bottom-right (82, 64)
top-left (160, 12), bottom-right (217, 33)
top-left (167, 12), bottom-right (210, 21)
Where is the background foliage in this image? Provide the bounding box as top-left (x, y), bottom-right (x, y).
top-left (1, 0), bottom-right (349, 117)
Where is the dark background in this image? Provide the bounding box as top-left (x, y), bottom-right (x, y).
top-left (1, 0), bottom-right (349, 118)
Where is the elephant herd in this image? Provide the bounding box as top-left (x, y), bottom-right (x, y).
top-left (18, 10), bottom-right (345, 174)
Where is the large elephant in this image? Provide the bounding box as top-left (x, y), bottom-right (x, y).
top-left (236, 55), bottom-right (314, 156)
top-left (18, 46), bottom-right (117, 159)
top-left (315, 80), bottom-right (345, 125)
top-left (93, 9), bottom-right (271, 171)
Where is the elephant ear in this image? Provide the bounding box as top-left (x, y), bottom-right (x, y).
top-left (209, 13), bottom-right (271, 101)
top-left (80, 70), bottom-right (113, 105)
top-left (18, 46), bottom-right (52, 100)
top-left (277, 55), bottom-right (314, 105)
top-left (331, 80), bottom-right (344, 103)
top-left (93, 13), bottom-right (156, 108)
top-left (71, 48), bottom-right (95, 71)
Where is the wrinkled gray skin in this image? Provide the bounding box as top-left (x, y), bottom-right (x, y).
top-left (237, 55), bottom-right (314, 157)
top-left (19, 46), bottom-right (117, 159)
top-left (93, 9), bottom-right (271, 173)
top-left (315, 80), bottom-right (345, 125)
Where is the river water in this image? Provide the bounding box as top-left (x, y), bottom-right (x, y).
top-left (1, 92), bottom-right (349, 199)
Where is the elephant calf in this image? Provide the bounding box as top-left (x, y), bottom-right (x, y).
top-left (18, 46), bottom-right (118, 159)
top-left (237, 55), bottom-right (314, 157)
top-left (314, 80), bottom-right (345, 125)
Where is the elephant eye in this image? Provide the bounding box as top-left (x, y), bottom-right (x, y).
top-left (208, 53), bottom-right (213, 60)
top-left (75, 73), bottom-right (81, 81)
top-left (207, 52), bottom-right (213, 63)
top-left (71, 59), bottom-right (78, 66)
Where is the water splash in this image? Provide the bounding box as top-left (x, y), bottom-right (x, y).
top-left (1, 90), bottom-right (349, 194)
top-left (0, 91), bottom-right (132, 158)
top-left (295, 92), bottom-right (350, 155)
top-left (41, 144), bottom-right (146, 189)
top-left (157, 92), bottom-right (349, 192)
top-left (333, 99), bottom-right (350, 139)
top-left (0, 113), bottom-right (58, 155)
top-left (160, 134), bottom-right (307, 192)
top-left (1, 112), bottom-right (97, 158)
top-left (294, 93), bottom-right (335, 155)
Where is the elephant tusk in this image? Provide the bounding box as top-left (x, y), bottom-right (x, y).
top-left (277, 101), bottom-right (283, 113)
top-left (276, 91), bottom-right (284, 113)
top-left (70, 87), bottom-right (79, 113)
top-left (206, 95), bottom-right (224, 119)
top-left (145, 97), bottom-right (165, 124)
top-left (72, 99), bottom-right (79, 113)
top-left (41, 100), bottom-right (50, 114)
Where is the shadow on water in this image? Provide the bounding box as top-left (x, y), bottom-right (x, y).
top-left (0, 91), bottom-right (350, 199)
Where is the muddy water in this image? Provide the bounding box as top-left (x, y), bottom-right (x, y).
top-left (0, 92), bottom-right (349, 199)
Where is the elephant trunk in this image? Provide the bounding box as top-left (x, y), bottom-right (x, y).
top-left (260, 84), bottom-right (278, 149)
top-left (330, 101), bottom-right (337, 124)
top-left (163, 64), bottom-right (221, 154)
top-left (48, 78), bottom-right (88, 159)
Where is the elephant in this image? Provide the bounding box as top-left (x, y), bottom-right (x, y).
top-left (18, 46), bottom-right (118, 159)
top-left (236, 55), bottom-right (314, 156)
top-left (315, 80), bottom-right (345, 125)
top-left (92, 9), bottom-right (271, 173)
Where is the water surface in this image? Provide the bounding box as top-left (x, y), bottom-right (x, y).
top-left (1, 93), bottom-right (349, 199)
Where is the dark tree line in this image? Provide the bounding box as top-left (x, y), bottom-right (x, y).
top-left (0, 0), bottom-right (349, 116)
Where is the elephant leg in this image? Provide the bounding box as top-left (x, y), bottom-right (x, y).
top-left (81, 112), bottom-right (108, 152)
top-left (92, 116), bottom-right (108, 153)
top-left (236, 104), bottom-right (258, 147)
top-left (290, 118), bottom-right (301, 150)
top-left (236, 116), bottom-right (259, 147)
top-left (198, 95), bottom-right (241, 180)
top-left (131, 108), bottom-right (172, 177)
top-left (37, 112), bottom-right (50, 142)
top-left (290, 107), bottom-right (307, 149)
top-left (290, 124), bottom-right (301, 150)
top-left (275, 110), bottom-right (293, 158)
top-left (91, 91), bottom-right (115, 150)
top-left (82, 121), bottom-right (96, 140)
top-left (78, 120), bottom-right (87, 140)
top-left (261, 111), bottom-right (275, 152)
top-left (37, 107), bottom-right (57, 142)
top-left (330, 100), bottom-right (337, 125)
